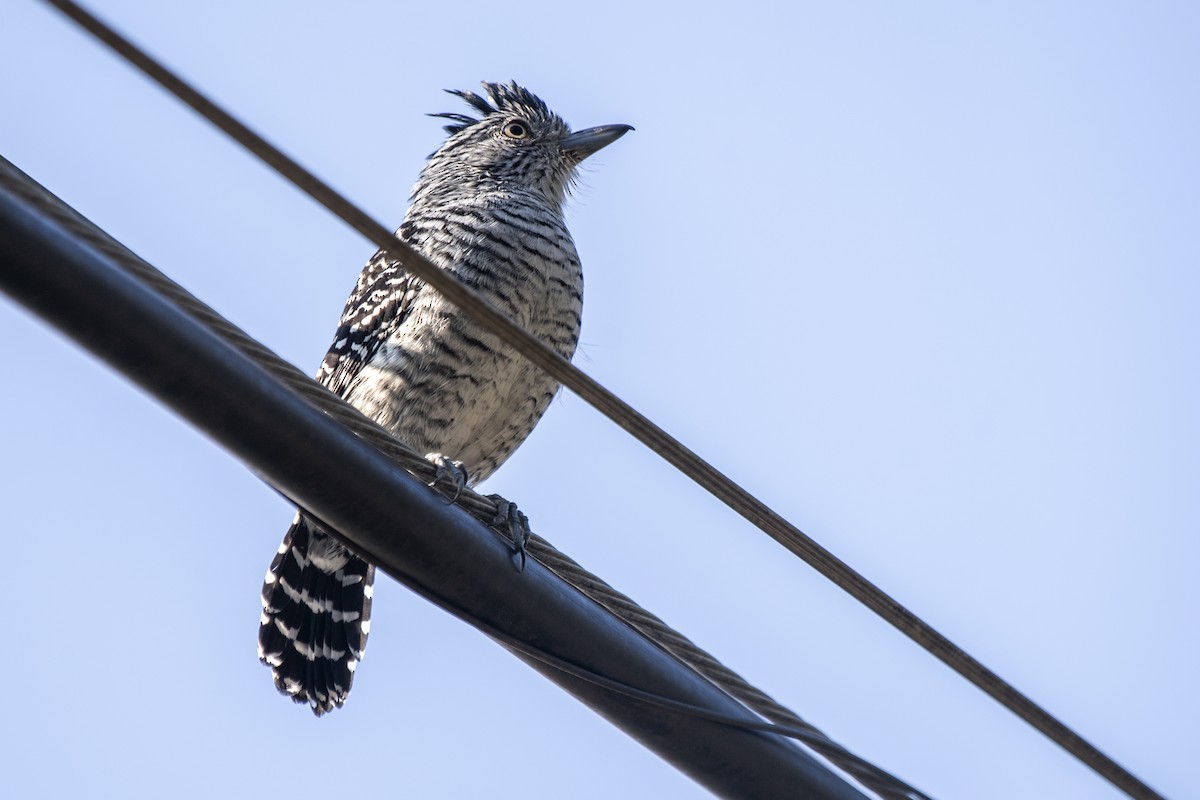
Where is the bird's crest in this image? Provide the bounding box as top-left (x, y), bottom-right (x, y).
top-left (429, 81), bottom-right (558, 134)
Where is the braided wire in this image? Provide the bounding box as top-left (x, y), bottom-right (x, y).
top-left (34, 4), bottom-right (1165, 799)
top-left (0, 156), bottom-right (926, 800)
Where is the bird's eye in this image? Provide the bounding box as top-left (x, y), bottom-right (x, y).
top-left (503, 120), bottom-right (530, 139)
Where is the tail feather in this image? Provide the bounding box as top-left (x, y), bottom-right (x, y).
top-left (259, 513), bottom-right (374, 715)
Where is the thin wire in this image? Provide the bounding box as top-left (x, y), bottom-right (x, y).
top-left (0, 155), bottom-right (924, 800)
top-left (36, 3), bottom-right (1164, 799)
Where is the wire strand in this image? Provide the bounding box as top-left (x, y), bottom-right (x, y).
top-left (33, 3), bottom-right (1165, 798)
top-left (0, 154), bottom-right (923, 800)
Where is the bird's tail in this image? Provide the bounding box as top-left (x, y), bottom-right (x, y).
top-left (258, 513), bottom-right (374, 715)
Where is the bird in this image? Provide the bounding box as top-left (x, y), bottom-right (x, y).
top-left (257, 81), bottom-right (631, 715)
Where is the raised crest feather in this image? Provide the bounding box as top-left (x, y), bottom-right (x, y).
top-left (428, 81), bottom-right (558, 135)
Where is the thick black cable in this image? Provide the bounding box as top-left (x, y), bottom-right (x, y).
top-left (36, 3), bottom-right (1163, 798)
top-left (0, 179), bottom-right (870, 800)
top-left (0, 155), bottom-right (922, 800)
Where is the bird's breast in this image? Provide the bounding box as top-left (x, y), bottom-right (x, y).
top-left (347, 195), bottom-right (584, 482)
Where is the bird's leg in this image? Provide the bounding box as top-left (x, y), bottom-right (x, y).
top-left (425, 452), bottom-right (468, 502)
top-left (486, 494), bottom-right (532, 571)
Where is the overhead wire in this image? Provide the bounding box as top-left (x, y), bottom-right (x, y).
top-left (3, 171), bottom-right (870, 800)
top-left (34, 3), bottom-right (1164, 799)
top-left (1, 155), bottom-right (923, 800)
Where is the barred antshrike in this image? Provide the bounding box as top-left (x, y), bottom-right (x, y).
top-left (257, 81), bottom-right (631, 714)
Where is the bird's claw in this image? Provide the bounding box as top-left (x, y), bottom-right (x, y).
top-left (486, 494), bottom-right (531, 571)
top-left (426, 453), bottom-right (468, 502)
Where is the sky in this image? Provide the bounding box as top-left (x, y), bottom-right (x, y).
top-left (2, 2), bottom-right (1197, 798)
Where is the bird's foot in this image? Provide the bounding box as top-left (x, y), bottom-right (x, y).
top-left (425, 453), bottom-right (468, 502)
top-left (485, 494), bottom-right (531, 571)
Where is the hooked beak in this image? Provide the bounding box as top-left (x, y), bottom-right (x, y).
top-left (560, 124), bottom-right (634, 161)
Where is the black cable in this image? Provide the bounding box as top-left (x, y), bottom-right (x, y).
top-left (0, 178), bottom-right (869, 800)
top-left (0, 154), bottom-right (923, 800)
top-left (35, 3), bottom-right (1165, 798)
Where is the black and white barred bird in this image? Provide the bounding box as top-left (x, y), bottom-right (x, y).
top-left (257, 82), bottom-right (631, 715)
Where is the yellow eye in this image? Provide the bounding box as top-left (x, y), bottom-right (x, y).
top-left (503, 120), bottom-right (530, 139)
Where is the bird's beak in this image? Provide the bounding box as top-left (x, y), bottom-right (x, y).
top-left (560, 124), bottom-right (634, 161)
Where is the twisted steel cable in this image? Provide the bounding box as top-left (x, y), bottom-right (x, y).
top-left (21, 3), bottom-right (1170, 796)
top-left (0, 155), bottom-right (927, 800)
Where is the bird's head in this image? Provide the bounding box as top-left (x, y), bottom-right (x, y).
top-left (417, 81), bottom-right (632, 210)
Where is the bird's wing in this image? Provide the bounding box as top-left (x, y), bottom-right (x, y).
top-left (317, 249), bottom-right (422, 397)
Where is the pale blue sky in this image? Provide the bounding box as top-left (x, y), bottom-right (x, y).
top-left (2, 2), bottom-right (1197, 798)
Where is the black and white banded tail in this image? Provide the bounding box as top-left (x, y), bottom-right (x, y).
top-left (258, 514), bottom-right (374, 715)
